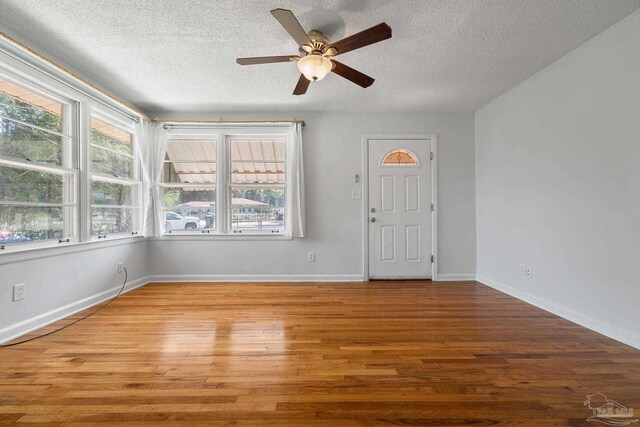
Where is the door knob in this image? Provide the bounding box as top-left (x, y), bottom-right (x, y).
top-left (370, 218), bottom-right (376, 222)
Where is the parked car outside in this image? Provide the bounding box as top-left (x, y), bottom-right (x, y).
top-left (164, 212), bottom-right (203, 231)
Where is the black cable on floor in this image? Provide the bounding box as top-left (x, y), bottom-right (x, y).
top-left (0, 266), bottom-right (128, 348)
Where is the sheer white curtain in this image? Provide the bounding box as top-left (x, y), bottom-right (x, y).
top-left (289, 123), bottom-right (305, 237)
top-left (135, 120), bottom-right (169, 237)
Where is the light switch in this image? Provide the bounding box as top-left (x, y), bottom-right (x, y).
top-left (352, 190), bottom-right (361, 199)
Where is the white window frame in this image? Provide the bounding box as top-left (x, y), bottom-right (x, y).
top-left (0, 36), bottom-right (145, 259)
top-left (164, 126), bottom-right (294, 239)
top-left (226, 133), bottom-right (287, 235)
top-left (160, 132), bottom-right (218, 235)
top-left (0, 67), bottom-right (79, 251)
top-left (88, 109), bottom-right (142, 240)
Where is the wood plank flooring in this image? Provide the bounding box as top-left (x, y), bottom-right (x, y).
top-left (1, 281), bottom-right (639, 426)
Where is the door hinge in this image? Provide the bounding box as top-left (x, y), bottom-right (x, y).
top-left (431, 255), bottom-right (434, 263)
top-left (430, 152), bottom-right (434, 160)
top-left (430, 203), bottom-right (434, 212)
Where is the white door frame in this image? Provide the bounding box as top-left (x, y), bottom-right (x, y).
top-left (362, 134), bottom-right (438, 281)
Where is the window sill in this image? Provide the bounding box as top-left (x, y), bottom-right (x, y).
top-left (152, 233), bottom-right (293, 242)
top-left (0, 234), bottom-right (145, 266)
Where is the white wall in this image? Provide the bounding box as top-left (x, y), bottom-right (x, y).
top-left (0, 240), bottom-right (149, 342)
top-left (149, 112), bottom-right (476, 281)
top-left (476, 10), bottom-right (640, 348)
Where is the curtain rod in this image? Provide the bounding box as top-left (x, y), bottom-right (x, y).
top-left (161, 120), bottom-right (306, 128)
top-left (0, 32), bottom-right (148, 122)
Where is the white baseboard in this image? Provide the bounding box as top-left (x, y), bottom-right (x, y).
top-left (435, 274), bottom-right (477, 282)
top-left (477, 275), bottom-right (640, 350)
top-left (147, 274), bottom-right (366, 283)
top-left (0, 275), bottom-right (150, 345)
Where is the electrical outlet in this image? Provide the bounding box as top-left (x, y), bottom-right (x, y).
top-left (13, 284), bottom-right (25, 301)
top-left (117, 263), bottom-right (124, 273)
top-left (352, 190), bottom-right (361, 199)
top-left (520, 264), bottom-right (532, 278)
top-left (307, 252), bottom-right (316, 262)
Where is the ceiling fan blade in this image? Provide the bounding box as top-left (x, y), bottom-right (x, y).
top-left (329, 23), bottom-right (392, 56)
top-left (271, 8), bottom-right (312, 47)
top-left (236, 56), bottom-right (298, 65)
top-left (293, 74), bottom-right (310, 95)
top-left (331, 60), bottom-right (375, 88)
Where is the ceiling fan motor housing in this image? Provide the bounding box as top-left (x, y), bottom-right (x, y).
top-left (308, 30), bottom-right (329, 45)
top-left (300, 30), bottom-right (337, 57)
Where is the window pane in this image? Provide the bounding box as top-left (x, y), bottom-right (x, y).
top-left (164, 139), bottom-right (217, 184)
top-left (230, 187), bottom-right (284, 232)
top-left (0, 165), bottom-right (68, 204)
top-left (0, 79), bottom-right (64, 134)
top-left (167, 139), bottom-right (217, 162)
top-left (91, 118), bottom-right (132, 156)
top-left (230, 138), bottom-right (285, 184)
top-left (382, 149), bottom-right (418, 166)
top-left (91, 207), bottom-right (134, 235)
top-left (0, 117), bottom-right (65, 165)
top-left (92, 145), bottom-right (133, 178)
top-left (161, 187), bottom-right (215, 231)
top-left (92, 181), bottom-right (133, 206)
top-left (0, 76), bottom-right (74, 247)
top-left (0, 206), bottom-right (64, 245)
top-left (90, 117), bottom-right (139, 237)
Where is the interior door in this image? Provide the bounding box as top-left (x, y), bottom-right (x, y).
top-left (368, 139), bottom-right (432, 279)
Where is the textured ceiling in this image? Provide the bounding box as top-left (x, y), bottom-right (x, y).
top-left (0, 0), bottom-right (639, 115)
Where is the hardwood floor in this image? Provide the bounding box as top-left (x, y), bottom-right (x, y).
top-left (1, 281), bottom-right (639, 426)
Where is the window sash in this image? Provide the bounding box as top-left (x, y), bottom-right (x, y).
top-left (158, 184), bottom-right (216, 233)
top-left (162, 138), bottom-right (217, 234)
top-left (227, 185), bottom-right (286, 234)
top-left (226, 135), bottom-right (286, 235)
top-left (0, 170), bottom-right (77, 244)
top-left (89, 112), bottom-right (141, 238)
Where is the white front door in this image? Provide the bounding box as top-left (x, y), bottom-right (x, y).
top-left (368, 138), bottom-right (432, 279)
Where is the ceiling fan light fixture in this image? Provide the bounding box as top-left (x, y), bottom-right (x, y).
top-left (297, 54), bottom-right (332, 81)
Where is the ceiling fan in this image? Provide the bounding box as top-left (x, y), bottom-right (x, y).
top-left (236, 9), bottom-right (392, 95)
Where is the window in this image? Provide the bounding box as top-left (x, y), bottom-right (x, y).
top-left (90, 116), bottom-right (140, 237)
top-left (229, 137), bottom-right (285, 234)
top-left (161, 128), bottom-right (296, 237)
top-left (0, 74), bottom-right (76, 248)
top-left (382, 149), bottom-right (418, 166)
top-left (161, 138), bottom-right (217, 233)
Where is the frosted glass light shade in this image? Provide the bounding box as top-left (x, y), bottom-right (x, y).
top-left (297, 55), bottom-right (332, 81)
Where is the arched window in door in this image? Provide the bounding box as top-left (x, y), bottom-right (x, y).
top-left (381, 149), bottom-right (419, 166)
